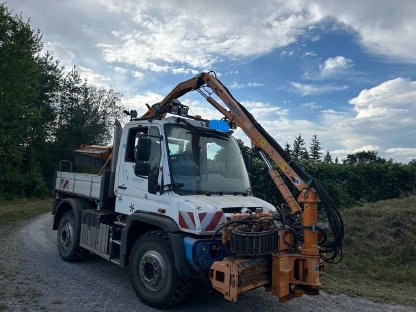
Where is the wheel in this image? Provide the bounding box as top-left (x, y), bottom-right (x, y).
top-left (57, 211), bottom-right (89, 261)
top-left (129, 231), bottom-right (191, 308)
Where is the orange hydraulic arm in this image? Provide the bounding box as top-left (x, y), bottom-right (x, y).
top-left (142, 71), bottom-right (343, 260)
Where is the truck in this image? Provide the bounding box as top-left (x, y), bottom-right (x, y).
top-left (52, 72), bottom-right (344, 308)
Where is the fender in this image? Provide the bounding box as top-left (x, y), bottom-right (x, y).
top-left (120, 211), bottom-right (196, 277)
top-left (52, 198), bottom-right (91, 242)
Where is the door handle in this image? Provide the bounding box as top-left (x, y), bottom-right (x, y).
top-left (118, 186), bottom-right (127, 190)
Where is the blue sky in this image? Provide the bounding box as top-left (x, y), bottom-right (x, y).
top-left (8, 0), bottom-right (416, 162)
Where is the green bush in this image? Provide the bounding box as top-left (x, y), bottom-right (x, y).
top-left (250, 159), bottom-right (416, 209)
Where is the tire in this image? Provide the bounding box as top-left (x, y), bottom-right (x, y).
top-left (57, 211), bottom-right (89, 261)
top-left (129, 231), bottom-right (191, 308)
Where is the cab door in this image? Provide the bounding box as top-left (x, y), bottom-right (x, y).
top-left (115, 125), bottom-right (162, 215)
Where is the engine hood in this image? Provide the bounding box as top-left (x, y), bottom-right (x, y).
top-left (173, 194), bottom-right (275, 234)
top-left (179, 195), bottom-right (275, 215)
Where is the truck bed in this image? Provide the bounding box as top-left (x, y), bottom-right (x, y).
top-left (55, 171), bottom-right (103, 199)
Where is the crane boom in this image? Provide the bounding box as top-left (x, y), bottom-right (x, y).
top-left (142, 71), bottom-right (343, 263)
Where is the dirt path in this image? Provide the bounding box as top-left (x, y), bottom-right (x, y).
top-left (0, 214), bottom-right (413, 311)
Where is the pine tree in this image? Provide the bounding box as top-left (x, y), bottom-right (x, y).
top-left (292, 134), bottom-right (308, 160)
top-left (323, 150), bottom-right (332, 163)
top-left (335, 157), bottom-right (339, 164)
top-left (309, 134), bottom-right (322, 162)
top-left (284, 142), bottom-right (291, 156)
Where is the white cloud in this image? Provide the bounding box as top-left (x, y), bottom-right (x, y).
top-left (131, 71), bottom-right (144, 80)
top-left (182, 99), bottom-right (224, 121)
top-left (77, 66), bottom-right (111, 88)
top-left (10, 0), bottom-right (416, 88)
top-left (95, 0), bottom-right (416, 70)
top-left (309, 0), bottom-right (416, 63)
top-left (96, 0), bottom-right (321, 73)
top-left (319, 56), bottom-right (353, 77)
top-left (349, 77), bottom-right (416, 119)
top-left (303, 51), bottom-right (317, 57)
top-left (90, 0), bottom-right (416, 64)
top-left (230, 81), bottom-right (265, 89)
top-left (302, 102), bottom-right (321, 109)
top-left (241, 101), bottom-right (288, 120)
top-left (319, 77), bottom-right (416, 162)
top-left (291, 82), bottom-right (348, 95)
top-left (42, 41), bottom-right (75, 63)
top-left (113, 66), bottom-right (128, 74)
top-left (332, 145), bottom-right (381, 159)
top-left (122, 91), bottom-right (164, 115)
top-left (385, 148), bottom-right (416, 159)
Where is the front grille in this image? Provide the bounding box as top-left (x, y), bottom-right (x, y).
top-left (230, 228), bottom-right (278, 256)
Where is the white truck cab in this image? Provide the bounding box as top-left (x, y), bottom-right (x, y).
top-left (114, 116), bottom-right (275, 234)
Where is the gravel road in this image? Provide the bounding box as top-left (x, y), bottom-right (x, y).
top-left (0, 213), bottom-right (413, 312)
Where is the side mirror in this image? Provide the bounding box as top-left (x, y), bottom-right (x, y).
top-left (135, 162), bottom-right (151, 176)
top-left (243, 154), bottom-right (252, 173)
top-left (136, 137), bottom-right (151, 161)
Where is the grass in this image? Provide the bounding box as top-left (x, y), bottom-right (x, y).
top-left (0, 198), bottom-right (52, 223)
top-left (321, 196), bottom-right (416, 308)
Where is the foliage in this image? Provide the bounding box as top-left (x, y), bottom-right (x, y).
top-left (244, 142), bottom-right (416, 208)
top-left (323, 150), bottom-right (332, 163)
top-left (53, 67), bottom-right (122, 162)
top-left (0, 4), bottom-right (44, 198)
top-left (343, 150), bottom-right (387, 165)
top-left (309, 134), bottom-right (322, 161)
top-left (302, 161), bottom-right (416, 208)
top-left (0, 4), bottom-right (122, 198)
top-left (292, 134), bottom-right (308, 160)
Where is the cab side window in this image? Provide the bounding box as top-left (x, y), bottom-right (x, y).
top-left (126, 126), bottom-right (161, 194)
top-left (126, 127), bottom-right (148, 162)
top-left (147, 127), bottom-right (162, 173)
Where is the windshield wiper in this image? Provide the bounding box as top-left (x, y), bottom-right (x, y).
top-left (204, 191), bottom-right (224, 196)
top-left (232, 191), bottom-right (249, 196)
top-left (204, 191), bottom-right (248, 196)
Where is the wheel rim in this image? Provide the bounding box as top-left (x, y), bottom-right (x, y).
top-left (139, 250), bottom-right (167, 292)
top-left (60, 222), bottom-right (73, 249)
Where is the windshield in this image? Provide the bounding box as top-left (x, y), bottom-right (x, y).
top-left (165, 124), bottom-right (251, 195)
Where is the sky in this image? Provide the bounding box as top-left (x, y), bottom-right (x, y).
top-left (8, 0), bottom-right (416, 162)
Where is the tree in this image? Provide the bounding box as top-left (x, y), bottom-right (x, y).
top-left (292, 134), bottom-right (308, 160)
top-left (0, 3), bottom-right (123, 198)
top-left (284, 142), bottom-right (291, 156)
top-left (323, 150), bottom-right (332, 163)
top-left (343, 151), bottom-right (386, 165)
top-left (0, 4), bottom-right (45, 197)
top-left (236, 139), bottom-right (251, 155)
top-left (24, 52), bottom-right (62, 185)
top-left (309, 134), bottom-right (322, 162)
top-left (54, 67), bottom-right (123, 162)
